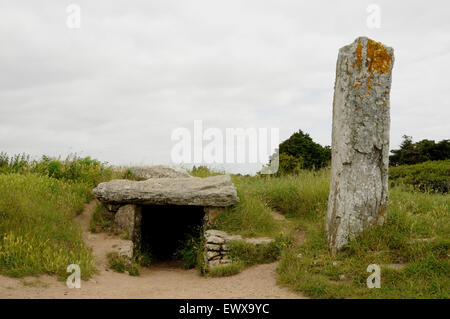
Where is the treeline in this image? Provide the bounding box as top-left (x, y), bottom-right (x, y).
top-left (389, 135), bottom-right (450, 166)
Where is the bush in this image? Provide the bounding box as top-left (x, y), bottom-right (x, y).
top-left (0, 152), bottom-right (115, 187)
top-left (188, 166), bottom-right (224, 177)
top-left (389, 160), bottom-right (450, 193)
top-left (174, 227), bottom-right (204, 269)
top-left (107, 252), bottom-right (141, 276)
top-left (208, 262), bottom-right (244, 277)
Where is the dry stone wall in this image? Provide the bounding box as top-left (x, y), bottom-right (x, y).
top-left (204, 229), bottom-right (274, 269)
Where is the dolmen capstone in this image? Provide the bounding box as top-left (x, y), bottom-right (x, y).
top-left (93, 174), bottom-right (239, 207)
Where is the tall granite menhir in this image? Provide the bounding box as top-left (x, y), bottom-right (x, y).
top-left (326, 37), bottom-right (394, 253)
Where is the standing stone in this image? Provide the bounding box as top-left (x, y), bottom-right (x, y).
top-left (326, 37), bottom-right (394, 253)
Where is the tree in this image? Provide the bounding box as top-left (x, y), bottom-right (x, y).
top-left (389, 135), bottom-right (450, 166)
top-left (263, 130), bottom-right (331, 174)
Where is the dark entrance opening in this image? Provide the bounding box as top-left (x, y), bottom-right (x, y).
top-left (140, 205), bottom-right (205, 261)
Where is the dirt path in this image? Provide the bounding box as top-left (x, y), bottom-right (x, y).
top-left (0, 201), bottom-right (304, 299)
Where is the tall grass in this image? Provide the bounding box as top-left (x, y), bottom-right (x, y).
top-left (250, 170), bottom-right (330, 218)
top-left (277, 186), bottom-right (450, 298)
top-left (215, 170), bottom-right (329, 237)
top-left (0, 173), bottom-right (95, 279)
top-left (214, 175), bottom-right (279, 237)
top-left (210, 165), bottom-right (448, 298)
top-left (0, 152), bottom-right (126, 279)
top-left (0, 152), bottom-right (116, 187)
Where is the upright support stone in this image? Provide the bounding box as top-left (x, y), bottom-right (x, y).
top-left (115, 205), bottom-right (142, 244)
top-left (326, 37), bottom-right (394, 253)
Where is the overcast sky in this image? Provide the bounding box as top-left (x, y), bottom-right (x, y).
top-left (1, 0), bottom-right (449, 174)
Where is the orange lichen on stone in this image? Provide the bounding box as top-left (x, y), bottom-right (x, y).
top-left (366, 39), bottom-right (391, 74)
top-left (355, 82), bottom-right (361, 89)
top-left (355, 41), bottom-right (363, 71)
top-left (376, 203), bottom-right (387, 224)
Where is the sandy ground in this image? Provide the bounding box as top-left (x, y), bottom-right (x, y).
top-left (0, 201), bottom-right (304, 299)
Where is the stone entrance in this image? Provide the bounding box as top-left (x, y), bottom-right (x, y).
top-left (92, 167), bottom-right (240, 268)
top-left (140, 205), bottom-right (205, 260)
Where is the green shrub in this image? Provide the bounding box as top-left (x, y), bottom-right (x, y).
top-left (174, 226), bottom-right (204, 269)
top-left (0, 152), bottom-right (115, 187)
top-left (135, 251), bottom-right (152, 267)
top-left (107, 252), bottom-right (141, 276)
top-left (188, 165), bottom-right (224, 177)
top-left (107, 252), bottom-right (127, 273)
top-left (208, 262), bottom-right (244, 277)
top-left (389, 160), bottom-right (450, 193)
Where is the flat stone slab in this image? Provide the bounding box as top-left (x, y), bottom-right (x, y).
top-left (93, 174), bottom-right (239, 207)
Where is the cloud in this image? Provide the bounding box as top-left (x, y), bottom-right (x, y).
top-left (0, 0), bottom-right (449, 174)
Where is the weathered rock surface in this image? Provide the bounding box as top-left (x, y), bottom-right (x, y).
top-left (129, 165), bottom-right (192, 179)
top-left (116, 240), bottom-right (134, 259)
top-left (114, 205), bottom-right (141, 240)
top-left (93, 175), bottom-right (239, 207)
top-left (326, 37), bottom-right (394, 252)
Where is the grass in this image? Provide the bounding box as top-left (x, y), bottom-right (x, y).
top-left (276, 185), bottom-right (450, 299)
top-left (0, 153), bottom-right (117, 187)
top-left (213, 168), bottom-right (449, 298)
top-left (215, 171), bottom-right (329, 238)
top-left (1, 150), bottom-right (448, 298)
top-left (228, 234), bottom-right (291, 266)
top-left (0, 152), bottom-right (141, 280)
top-left (208, 262), bottom-right (244, 277)
top-left (89, 203), bottom-right (115, 234)
top-left (107, 252), bottom-right (140, 276)
top-left (0, 173), bottom-right (95, 279)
